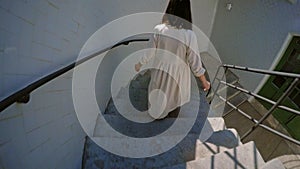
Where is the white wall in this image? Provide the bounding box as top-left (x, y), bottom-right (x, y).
top-left (0, 0), bottom-right (218, 168)
top-left (210, 0), bottom-right (300, 91)
top-left (191, 0), bottom-right (219, 38)
top-left (0, 70), bottom-right (86, 169)
top-left (0, 0), bottom-right (218, 100)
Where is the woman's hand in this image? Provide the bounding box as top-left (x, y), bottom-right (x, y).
top-left (199, 75), bottom-right (211, 92)
top-left (202, 81), bottom-right (211, 92)
top-left (135, 62), bottom-right (142, 72)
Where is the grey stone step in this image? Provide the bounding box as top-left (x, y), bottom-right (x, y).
top-left (94, 113), bottom-right (224, 139)
top-left (84, 128), bottom-right (240, 169)
top-left (94, 94), bottom-right (209, 138)
top-left (163, 141), bottom-right (265, 169)
top-left (218, 83), bottom-right (244, 101)
top-left (209, 91), bottom-right (248, 118)
top-left (91, 129), bottom-right (240, 160)
top-left (207, 69), bottom-right (239, 98)
top-left (196, 128), bottom-right (241, 159)
top-left (107, 97), bottom-right (202, 119)
top-left (93, 115), bottom-right (200, 137)
top-left (107, 81), bottom-right (209, 122)
top-left (208, 82), bottom-right (248, 117)
top-left (261, 159), bottom-right (285, 169)
top-left (207, 97), bottom-right (225, 117)
top-left (82, 133), bottom-right (205, 169)
top-left (207, 80), bottom-right (239, 101)
top-left (277, 155), bottom-right (300, 169)
top-left (199, 117), bottom-right (226, 141)
top-left (210, 82), bottom-right (245, 107)
top-left (222, 92), bottom-right (248, 115)
top-left (225, 69), bottom-right (240, 85)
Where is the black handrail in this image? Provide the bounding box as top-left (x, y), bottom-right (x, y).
top-left (219, 80), bottom-right (300, 116)
top-left (0, 38), bottom-right (149, 112)
top-left (223, 64), bottom-right (300, 78)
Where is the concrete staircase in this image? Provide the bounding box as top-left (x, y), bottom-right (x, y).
top-left (82, 66), bottom-right (285, 168)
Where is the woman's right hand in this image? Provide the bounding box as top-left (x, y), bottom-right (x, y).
top-left (135, 62), bottom-right (142, 72)
top-left (199, 75), bottom-right (210, 92)
top-left (202, 81), bottom-right (211, 92)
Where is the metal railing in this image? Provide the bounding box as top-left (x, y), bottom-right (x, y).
top-left (210, 64), bottom-right (300, 145)
top-left (0, 36), bottom-right (150, 112)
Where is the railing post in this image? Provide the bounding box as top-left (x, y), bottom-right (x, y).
top-left (241, 78), bottom-right (299, 141)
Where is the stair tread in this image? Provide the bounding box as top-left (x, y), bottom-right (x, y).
top-left (207, 80), bottom-right (240, 100)
top-left (196, 128), bottom-right (241, 159)
top-left (163, 141), bottom-right (265, 169)
top-left (261, 158), bottom-right (285, 169)
top-left (199, 117), bottom-right (225, 141)
top-left (93, 115), bottom-right (198, 137)
top-left (94, 113), bottom-right (225, 139)
top-left (91, 128), bottom-right (240, 159)
top-left (225, 69), bottom-right (240, 84)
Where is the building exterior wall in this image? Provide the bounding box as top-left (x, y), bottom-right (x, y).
top-left (0, 71), bottom-right (86, 169)
top-left (0, 0), bottom-right (218, 100)
top-left (210, 0), bottom-right (300, 91)
top-left (0, 0), bottom-right (218, 168)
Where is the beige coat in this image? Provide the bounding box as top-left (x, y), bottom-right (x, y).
top-left (140, 24), bottom-right (205, 119)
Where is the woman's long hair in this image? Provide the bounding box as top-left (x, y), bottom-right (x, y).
top-left (162, 0), bottom-right (193, 30)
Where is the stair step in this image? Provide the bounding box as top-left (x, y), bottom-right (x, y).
top-left (94, 95), bottom-right (209, 138)
top-left (94, 112), bottom-right (224, 138)
top-left (83, 133), bottom-right (203, 169)
top-left (222, 92), bottom-right (248, 115)
top-left (212, 90), bottom-right (241, 109)
top-left (163, 141), bottom-right (265, 169)
top-left (84, 128), bottom-right (241, 169)
top-left (106, 85), bottom-right (208, 121)
top-left (91, 129), bottom-right (240, 160)
top-left (105, 98), bottom-right (202, 119)
top-left (199, 117), bottom-right (226, 141)
top-left (90, 134), bottom-right (187, 158)
top-left (261, 159), bottom-right (285, 169)
top-left (206, 117), bottom-right (226, 131)
top-left (197, 128), bottom-right (241, 159)
top-left (207, 97), bottom-right (224, 117)
top-left (225, 69), bottom-right (240, 84)
top-left (209, 91), bottom-right (248, 118)
top-left (208, 69), bottom-right (239, 97)
top-left (207, 79), bottom-right (239, 100)
top-left (277, 155), bottom-right (300, 169)
top-left (211, 81), bottom-right (244, 108)
top-left (93, 115), bottom-right (201, 137)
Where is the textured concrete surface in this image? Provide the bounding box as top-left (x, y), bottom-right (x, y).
top-left (83, 70), bottom-right (211, 168)
top-left (261, 159), bottom-right (285, 169)
top-left (277, 155), bottom-right (300, 169)
top-left (196, 129), bottom-right (240, 159)
top-left (163, 141), bottom-right (265, 169)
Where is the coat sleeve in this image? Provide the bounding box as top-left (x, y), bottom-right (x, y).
top-left (187, 31), bottom-right (206, 77)
top-left (139, 31), bottom-right (158, 65)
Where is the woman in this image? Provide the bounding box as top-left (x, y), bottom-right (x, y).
top-left (135, 0), bottom-right (210, 119)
